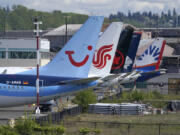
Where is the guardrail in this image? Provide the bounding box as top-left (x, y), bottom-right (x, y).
top-left (36, 106), bottom-right (82, 125)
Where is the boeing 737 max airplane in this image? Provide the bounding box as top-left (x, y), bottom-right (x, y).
top-left (0, 16), bottom-right (105, 107)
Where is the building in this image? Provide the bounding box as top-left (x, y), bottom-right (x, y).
top-left (43, 24), bottom-right (82, 51)
top-left (0, 38), bottom-right (51, 67)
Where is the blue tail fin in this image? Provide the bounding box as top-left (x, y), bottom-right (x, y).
top-left (134, 38), bottom-right (166, 71)
top-left (123, 32), bottom-right (142, 72)
top-left (21, 16), bottom-right (104, 78)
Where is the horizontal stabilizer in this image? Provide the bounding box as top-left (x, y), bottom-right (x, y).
top-left (58, 77), bottom-right (100, 85)
top-left (100, 74), bottom-right (123, 82)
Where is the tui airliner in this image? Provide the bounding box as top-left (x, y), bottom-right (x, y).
top-left (0, 16), bottom-right (105, 107)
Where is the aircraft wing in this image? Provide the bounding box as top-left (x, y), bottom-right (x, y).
top-left (100, 74), bottom-right (122, 82)
top-left (1, 69), bottom-right (7, 74)
top-left (58, 77), bottom-right (100, 85)
top-left (141, 69), bottom-right (166, 75)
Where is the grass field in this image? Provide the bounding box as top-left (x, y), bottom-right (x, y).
top-left (62, 113), bottom-right (180, 135)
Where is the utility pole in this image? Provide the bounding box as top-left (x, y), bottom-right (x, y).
top-left (156, 14), bottom-right (159, 38)
top-left (33, 18), bottom-right (42, 115)
top-left (64, 16), bottom-right (71, 44)
top-left (65, 16), bottom-right (68, 44)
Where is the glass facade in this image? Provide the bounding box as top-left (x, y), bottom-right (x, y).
top-left (0, 48), bottom-right (6, 59)
top-left (0, 51), bottom-right (5, 58)
top-left (7, 48), bottom-right (36, 59)
top-left (0, 48), bottom-right (51, 59)
top-left (8, 51), bottom-right (36, 59)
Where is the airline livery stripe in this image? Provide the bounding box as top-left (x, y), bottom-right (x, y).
top-left (155, 40), bottom-right (166, 70)
top-left (133, 63), bottom-right (157, 68)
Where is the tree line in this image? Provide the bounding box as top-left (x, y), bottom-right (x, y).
top-left (109, 8), bottom-right (179, 28)
top-left (0, 5), bottom-right (88, 30)
top-left (0, 5), bottom-right (179, 30)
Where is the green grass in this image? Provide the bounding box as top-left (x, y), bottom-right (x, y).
top-left (63, 113), bottom-right (180, 135)
top-left (64, 113), bottom-right (180, 124)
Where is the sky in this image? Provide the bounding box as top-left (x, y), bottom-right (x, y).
top-left (0, 0), bottom-right (180, 16)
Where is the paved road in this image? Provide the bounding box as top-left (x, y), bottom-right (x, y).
top-left (0, 105), bottom-right (35, 125)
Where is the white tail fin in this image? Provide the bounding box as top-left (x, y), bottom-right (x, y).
top-left (88, 22), bottom-right (123, 77)
top-left (134, 38), bottom-right (166, 71)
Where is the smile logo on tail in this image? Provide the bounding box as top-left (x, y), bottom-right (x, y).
top-left (93, 44), bottom-right (113, 69)
top-left (65, 45), bottom-right (93, 67)
top-left (111, 50), bottom-right (124, 70)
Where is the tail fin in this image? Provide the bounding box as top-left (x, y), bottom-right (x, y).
top-left (21, 16), bottom-right (104, 78)
top-left (123, 32), bottom-right (142, 72)
top-left (110, 26), bottom-right (134, 74)
top-left (88, 22), bottom-right (123, 77)
top-left (134, 38), bottom-right (166, 71)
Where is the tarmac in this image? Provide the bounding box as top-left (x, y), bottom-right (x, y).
top-left (0, 105), bottom-right (35, 125)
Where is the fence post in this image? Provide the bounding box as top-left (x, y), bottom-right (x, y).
top-left (94, 122), bottom-right (97, 129)
top-left (127, 123), bottom-right (131, 135)
top-left (158, 123), bottom-right (161, 135)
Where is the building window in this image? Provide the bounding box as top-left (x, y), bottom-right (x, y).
top-left (0, 51), bottom-right (5, 59)
top-left (8, 51), bottom-right (36, 59)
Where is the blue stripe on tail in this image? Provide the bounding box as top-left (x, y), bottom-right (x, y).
top-left (123, 32), bottom-right (141, 72)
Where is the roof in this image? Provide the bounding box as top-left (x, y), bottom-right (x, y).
top-left (0, 30), bottom-right (49, 38)
top-left (163, 44), bottom-right (174, 57)
top-left (43, 24), bottom-right (82, 36)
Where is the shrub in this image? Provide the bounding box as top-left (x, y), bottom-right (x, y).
top-left (79, 127), bottom-right (91, 135)
top-left (0, 126), bottom-right (18, 135)
top-left (93, 129), bottom-right (101, 135)
top-left (73, 89), bottom-right (97, 112)
top-left (130, 90), bottom-right (144, 102)
top-left (14, 118), bottom-right (39, 135)
top-left (56, 125), bottom-right (66, 134)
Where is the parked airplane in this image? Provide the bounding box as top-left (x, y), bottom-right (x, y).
top-left (110, 26), bottom-right (134, 74)
top-left (123, 32), bottom-right (142, 72)
top-left (99, 26), bottom-right (134, 86)
top-left (89, 22), bottom-right (123, 77)
top-left (0, 16), bottom-right (105, 107)
top-left (121, 38), bottom-right (166, 83)
top-left (132, 38), bottom-right (166, 82)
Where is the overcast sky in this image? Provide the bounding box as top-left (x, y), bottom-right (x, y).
top-left (1, 0), bottom-right (180, 16)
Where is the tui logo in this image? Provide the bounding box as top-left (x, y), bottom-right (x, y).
top-left (65, 45), bottom-right (93, 67)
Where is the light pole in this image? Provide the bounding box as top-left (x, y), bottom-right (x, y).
top-left (33, 18), bottom-right (42, 114)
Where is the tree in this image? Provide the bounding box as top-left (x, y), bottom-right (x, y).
top-left (72, 89), bottom-right (97, 112)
